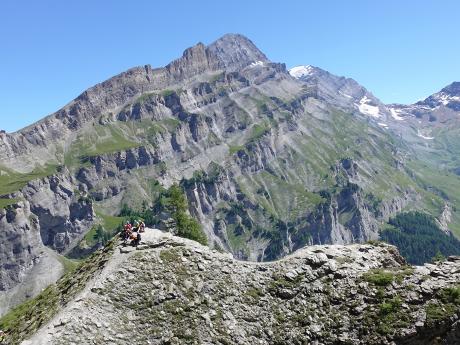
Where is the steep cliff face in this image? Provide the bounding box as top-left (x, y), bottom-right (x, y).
top-left (0, 201), bottom-right (40, 291)
top-left (1, 173), bottom-right (92, 253)
top-left (23, 172), bottom-right (94, 252)
top-left (0, 170), bottom-right (94, 314)
top-left (0, 200), bottom-right (65, 316)
top-left (12, 229), bottom-right (460, 345)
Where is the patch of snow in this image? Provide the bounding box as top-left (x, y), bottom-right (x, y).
top-left (417, 130), bottom-right (434, 140)
top-left (378, 122), bottom-right (388, 128)
top-left (434, 93), bottom-right (460, 106)
top-left (339, 91), bottom-right (353, 99)
top-left (435, 93), bottom-right (459, 104)
top-left (438, 93), bottom-right (451, 105)
top-left (356, 96), bottom-right (381, 118)
top-left (289, 65), bottom-right (315, 78)
top-left (389, 108), bottom-right (405, 121)
top-left (250, 60), bottom-right (264, 68)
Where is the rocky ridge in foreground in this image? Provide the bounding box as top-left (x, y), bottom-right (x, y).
top-left (17, 229), bottom-right (460, 345)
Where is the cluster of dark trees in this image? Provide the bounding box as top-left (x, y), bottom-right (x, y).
top-left (380, 211), bottom-right (460, 265)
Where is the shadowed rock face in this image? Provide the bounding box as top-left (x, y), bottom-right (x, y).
top-left (21, 230), bottom-right (460, 345)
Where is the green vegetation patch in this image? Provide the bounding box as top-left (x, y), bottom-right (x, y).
top-left (165, 185), bottom-right (208, 246)
top-left (268, 273), bottom-right (303, 294)
top-left (363, 269), bottom-right (395, 287)
top-left (425, 285), bottom-right (460, 325)
top-left (55, 254), bottom-right (81, 275)
top-left (237, 171), bottom-right (324, 221)
top-left (134, 92), bottom-right (157, 105)
top-left (406, 159), bottom-right (460, 237)
top-left (0, 164), bottom-right (58, 195)
top-left (439, 285), bottom-right (460, 304)
top-left (229, 145), bottom-right (245, 155)
top-left (425, 302), bottom-right (457, 325)
top-left (0, 197), bottom-right (19, 209)
top-left (68, 211), bottom-right (125, 259)
top-left (248, 122), bottom-right (270, 143)
top-left (363, 266), bottom-right (414, 287)
top-left (64, 124), bottom-right (140, 167)
top-left (375, 295), bottom-right (411, 335)
top-left (425, 284), bottom-right (460, 326)
top-left (380, 212), bottom-right (460, 265)
top-left (161, 118), bottom-right (181, 132)
top-left (83, 212), bottom-right (125, 248)
top-left (159, 248), bottom-right (182, 263)
top-left (161, 89), bottom-right (175, 97)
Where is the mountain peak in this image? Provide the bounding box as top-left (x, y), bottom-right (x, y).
top-left (207, 33), bottom-right (268, 71)
top-left (416, 81), bottom-right (460, 110)
top-left (441, 81), bottom-right (460, 96)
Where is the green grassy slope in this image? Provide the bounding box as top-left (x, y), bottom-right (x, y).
top-left (0, 164), bottom-right (58, 196)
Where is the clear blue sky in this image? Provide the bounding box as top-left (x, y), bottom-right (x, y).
top-left (1, 0), bottom-right (459, 133)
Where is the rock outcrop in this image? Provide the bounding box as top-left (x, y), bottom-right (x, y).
top-left (19, 229), bottom-right (460, 345)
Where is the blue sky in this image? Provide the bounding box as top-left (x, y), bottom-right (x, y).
top-left (1, 0), bottom-right (459, 132)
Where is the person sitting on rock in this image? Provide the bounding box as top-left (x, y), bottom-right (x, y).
top-left (130, 231), bottom-right (141, 246)
top-left (139, 220), bottom-right (145, 233)
top-left (122, 223), bottom-right (133, 244)
top-left (133, 220), bottom-right (140, 232)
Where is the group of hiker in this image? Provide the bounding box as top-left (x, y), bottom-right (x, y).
top-left (122, 220), bottom-right (145, 246)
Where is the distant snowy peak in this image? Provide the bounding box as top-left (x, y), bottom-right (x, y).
top-left (422, 91), bottom-right (460, 106)
top-left (441, 81), bottom-right (460, 96)
top-left (417, 82), bottom-right (460, 111)
top-left (289, 65), bottom-right (316, 79)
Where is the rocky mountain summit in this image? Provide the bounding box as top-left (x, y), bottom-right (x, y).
top-left (416, 82), bottom-right (460, 111)
top-left (1, 33), bottom-right (460, 318)
top-left (288, 65), bottom-right (391, 122)
top-left (13, 229), bottom-right (460, 345)
top-left (0, 34), bottom-right (268, 166)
